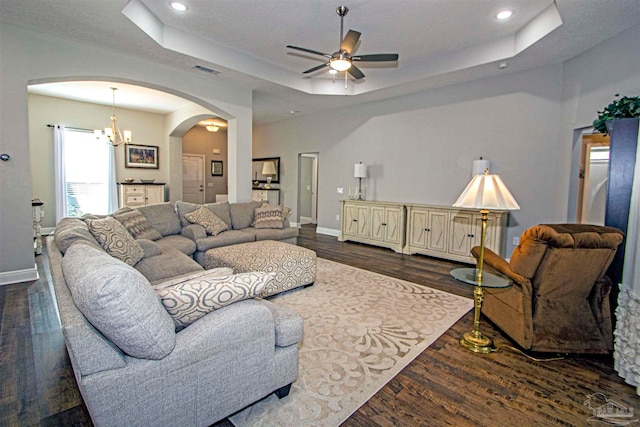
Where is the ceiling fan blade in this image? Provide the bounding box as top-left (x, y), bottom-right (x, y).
top-left (340, 30), bottom-right (361, 54)
top-left (353, 53), bottom-right (399, 62)
top-left (303, 63), bottom-right (330, 74)
top-left (287, 45), bottom-right (331, 58)
top-left (348, 65), bottom-right (365, 80)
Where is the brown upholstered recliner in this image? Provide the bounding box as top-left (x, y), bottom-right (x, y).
top-left (471, 224), bottom-right (624, 354)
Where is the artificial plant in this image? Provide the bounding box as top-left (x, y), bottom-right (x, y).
top-left (593, 94), bottom-right (640, 135)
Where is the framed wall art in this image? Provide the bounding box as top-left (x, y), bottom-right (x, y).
top-left (125, 144), bottom-right (159, 169)
top-left (211, 160), bottom-right (223, 176)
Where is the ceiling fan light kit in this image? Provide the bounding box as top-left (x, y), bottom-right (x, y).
top-left (287, 5), bottom-right (398, 82)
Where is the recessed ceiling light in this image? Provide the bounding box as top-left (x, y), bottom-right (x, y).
top-left (170, 2), bottom-right (187, 12)
top-left (496, 10), bottom-right (513, 20)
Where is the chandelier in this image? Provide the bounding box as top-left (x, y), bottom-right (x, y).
top-left (94, 87), bottom-right (131, 146)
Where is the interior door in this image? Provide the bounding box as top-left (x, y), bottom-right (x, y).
top-left (182, 154), bottom-right (204, 204)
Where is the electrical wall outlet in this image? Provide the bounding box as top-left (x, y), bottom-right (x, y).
top-left (513, 237), bottom-right (520, 246)
top-left (336, 214), bottom-right (340, 221)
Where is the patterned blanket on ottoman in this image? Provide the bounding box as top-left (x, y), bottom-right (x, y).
top-left (201, 240), bottom-right (317, 297)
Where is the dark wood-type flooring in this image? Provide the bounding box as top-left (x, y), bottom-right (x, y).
top-left (1, 224), bottom-right (637, 426)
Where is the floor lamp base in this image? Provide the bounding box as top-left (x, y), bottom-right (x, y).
top-left (459, 331), bottom-right (494, 354)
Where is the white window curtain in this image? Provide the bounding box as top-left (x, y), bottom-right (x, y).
top-left (107, 145), bottom-right (118, 213)
top-left (53, 124), bottom-right (68, 223)
top-left (53, 125), bottom-right (118, 222)
top-left (614, 121), bottom-right (640, 396)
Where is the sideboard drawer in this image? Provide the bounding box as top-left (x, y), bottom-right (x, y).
top-left (125, 186), bottom-right (145, 196)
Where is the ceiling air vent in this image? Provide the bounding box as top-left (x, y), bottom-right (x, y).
top-left (194, 65), bottom-right (220, 75)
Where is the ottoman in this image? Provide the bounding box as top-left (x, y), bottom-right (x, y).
top-left (201, 240), bottom-right (317, 297)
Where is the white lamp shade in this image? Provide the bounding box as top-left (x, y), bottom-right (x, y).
top-left (453, 173), bottom-right (520, 210)
top-left (354, 163), bottom-right (367, 178)
top-left (262, 161), bottom-right (276, 175)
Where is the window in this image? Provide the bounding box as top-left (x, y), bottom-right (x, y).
top-left (63, 128), bottom-right (113, 217)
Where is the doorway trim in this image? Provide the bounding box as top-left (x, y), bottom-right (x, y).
top-left (576, 133), bottom-right (610, 223)
top-left (298, 153), bottom-right (318, 225)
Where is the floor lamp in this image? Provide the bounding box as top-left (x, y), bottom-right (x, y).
top-left (451, 169), bottom-right (520, 353)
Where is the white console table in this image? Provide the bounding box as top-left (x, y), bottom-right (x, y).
top-left (339, 199), bottom-right (508, 263)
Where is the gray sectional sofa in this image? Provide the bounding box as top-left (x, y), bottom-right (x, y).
top-left (47, 200), bottom-right (303, 426)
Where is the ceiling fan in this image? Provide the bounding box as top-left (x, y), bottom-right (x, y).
top-left (286, 6), bottom-right (399, 80)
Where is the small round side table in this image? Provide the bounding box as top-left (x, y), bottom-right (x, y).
top-left (450, 267), bottom-right (512, 354)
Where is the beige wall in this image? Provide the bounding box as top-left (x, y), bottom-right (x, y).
top-left (1, 23), bottom-right (253, 281)
top-left (28, 94), bottom-right (169, 228)
top-left (182, 126), bottom-right (228, 203)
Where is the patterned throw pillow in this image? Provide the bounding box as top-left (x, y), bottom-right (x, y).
top-left (253, 204), bottom-right (284, 229)
top-left (281, 205), bottom-right (292, 220)
top-left (86, 217), bottom-right (144, 266)
top-left (113, 209), bottom-right (162, 241)
top-left (153, 271), bottom-right (275, 327)
top-left (184, 206), bottom-right (229, 236)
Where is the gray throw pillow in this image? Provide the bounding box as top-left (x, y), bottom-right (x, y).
top-left (62, 242), bottom-right (176, 359)
top-left (86, 217), bottom-right (144, 266)
top-left (113, 209), bottom-right (163, 241)
top-left (184, 206), bottom-right (229, 235)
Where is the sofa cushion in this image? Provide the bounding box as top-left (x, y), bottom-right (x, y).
top-left (86, 217), bottom-right (144, 266)
top-left (154, 234), bottom-right (197, 256)
top-left (156, 267), bottom-right (234, 286)
top-left (185, 206), bottom-right (229, 236)
top-left (61, 242), bottom-right (176, 359)
top-left (53, 217), bottom-right (101, 254)
top-left (244, 226), bottom-right (299, 242)
top-left (229, 201), bottom-right (263, 230)
top-left (253, 204), bottom-right (285, 229)
top-left (135, 248), bottom-right (203, 284)
top-left (113, 209), bottom-right (163, 241)
top-left (137, 239), bottom-right (163, 258)
top-left (136, 203), bottom-right (182, 237)
top-left (153, 271), bottom-right (275, 327)
top-left (193, 230), bottom-right (256, 253)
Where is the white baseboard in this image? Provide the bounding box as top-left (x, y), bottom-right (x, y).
top-left (0, 263), bottom-right (39, 286)
top-left (42, 226), bottom-right (56, 236)
top-left (316, 227), bottom-right (340, 237)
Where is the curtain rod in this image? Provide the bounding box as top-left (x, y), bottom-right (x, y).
top-left (46, 124), bottom-right (94, 133)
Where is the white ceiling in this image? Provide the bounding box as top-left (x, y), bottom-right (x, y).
top-left (5, 0), bottom-right (640, 124)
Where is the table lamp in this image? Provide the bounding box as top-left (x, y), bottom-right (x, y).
top-left (262, 161), bottom-right (276, 189)
top-left (354, 162), bottom-right (367, 200)
top-left (451, 169), bottom-right (520, 353)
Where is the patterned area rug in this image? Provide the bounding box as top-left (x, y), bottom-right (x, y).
top-left (230, 258), bottom-right (473, 427)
